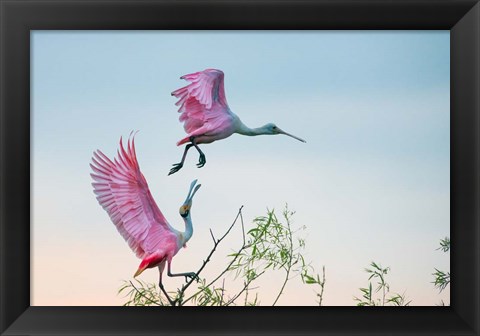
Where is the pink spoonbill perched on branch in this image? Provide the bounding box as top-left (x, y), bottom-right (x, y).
top-left (169, 68), bottom-right (306, 175)
top-left (90, 134), bottom-right (201, 304)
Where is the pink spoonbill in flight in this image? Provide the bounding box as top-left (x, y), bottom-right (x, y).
top-left (90, 134), bottom-right (201, 304)
top-left (169, 68), bottom-right (306, 175)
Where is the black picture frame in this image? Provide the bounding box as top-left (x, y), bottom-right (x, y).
top-left (1, 0), bottom-right (479, 335)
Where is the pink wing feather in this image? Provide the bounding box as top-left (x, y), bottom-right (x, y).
top-left (171, 69), bottom-right (231, 142)
top-left (90, 135), bottom-right (176, 259)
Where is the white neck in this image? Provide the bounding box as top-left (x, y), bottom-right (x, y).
top-left (236, 120), bottom-right (268, 136)
top-left (182, 215), bottom-right (193, 245)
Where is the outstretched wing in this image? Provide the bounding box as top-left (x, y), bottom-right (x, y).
top-left (171, 68), bottom-right (231, 135)
top-left (90, 135), bottom-right (176, 258)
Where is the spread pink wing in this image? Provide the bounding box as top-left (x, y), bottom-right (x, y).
top-left (90, 135), bottom-right (176, 259)
top-left (171, 68), bottom-right (231, 136)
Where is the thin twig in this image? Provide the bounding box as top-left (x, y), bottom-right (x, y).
top-left (272, 210), bottom-right (294, 306)
top-left (240, 210), bottom-right (245, 246)
top-left (209, 229), bottom-right (217, 244)
top-left (129, 281), bottom-right (161, 306)
top-left (318, 266), bottom-right (326, 306)
top-left (244, 283), bottom-right (249, 306)
top-left (220, 278), bottom-right (225, 305)
top-left (224, 270), bottom-right (266, 306)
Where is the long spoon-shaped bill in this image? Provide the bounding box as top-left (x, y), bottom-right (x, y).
top-left (184, 179), bottom-right (201, 204)
top-left (278, 128), bottom-right (306, 143)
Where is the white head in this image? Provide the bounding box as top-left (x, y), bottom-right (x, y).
top-left (262, 123), bottom-right (306, 143)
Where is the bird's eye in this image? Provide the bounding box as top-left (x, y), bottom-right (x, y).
top-left (273, 126), bottom-right (277, 130)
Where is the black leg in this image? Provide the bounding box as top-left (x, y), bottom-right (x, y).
top-left (168, 144), bottom-right (193, 175)
top-left (167, 261), bottom-right (199, 282)
top-left (167, 270), bottom-right (199, 282)
top-left (190, 137), bottom-right (206, 168)
top-left (158, 281), bottom-right (175, 306)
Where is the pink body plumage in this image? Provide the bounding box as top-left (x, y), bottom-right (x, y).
top-left (172, 69), bottom-right (238, 146)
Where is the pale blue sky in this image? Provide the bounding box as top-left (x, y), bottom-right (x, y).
top-left (32, 31), bottom-right (449, 306)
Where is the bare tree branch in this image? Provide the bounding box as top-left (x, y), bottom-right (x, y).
top-left (176, 205), bottom-right (244, 305)
top-left (209, 229), bottom-right (216, 244)
top-left (183, 207), bottom-right (248, 304)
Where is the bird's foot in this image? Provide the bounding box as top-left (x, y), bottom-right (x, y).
top-left (168, 162), bottom-right (183, 175)
top-left (184, 272), bottom-right (199, 283)
top-left (196, 154), bottom-right (206, 168)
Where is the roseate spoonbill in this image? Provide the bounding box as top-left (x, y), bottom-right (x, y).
top-left (169, 68), bottom-right (306, 175)
top-left (90, 135), bottom-right (201, 304)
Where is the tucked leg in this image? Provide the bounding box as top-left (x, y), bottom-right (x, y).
top-left (168, 144), bottom-right (193, 175)
top-left (190, 137), bottom-right (206, 168)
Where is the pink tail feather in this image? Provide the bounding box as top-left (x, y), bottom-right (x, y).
top-left (177, 136), bottom-right (190, 146)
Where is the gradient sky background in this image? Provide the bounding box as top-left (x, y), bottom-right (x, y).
top-left (31, 31), bottom-right (450, 306)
